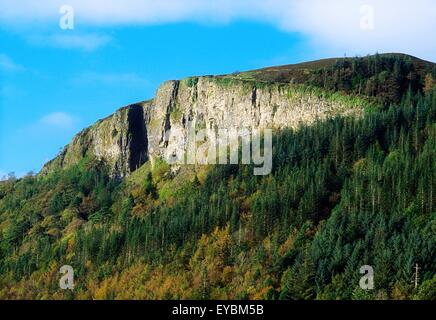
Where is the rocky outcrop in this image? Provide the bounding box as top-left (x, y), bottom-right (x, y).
top-left (41, 102), bottom-right (150, 178)
top-left (149, 77), bottom-right (365, 164)
top-left (41, 76), bottom-right (367, 177)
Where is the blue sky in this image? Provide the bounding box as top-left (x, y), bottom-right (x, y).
top-left (1, 0), bottom-right (435, 178)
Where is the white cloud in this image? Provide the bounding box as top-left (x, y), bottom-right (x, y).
top-left (0, 0), bottom-right (435, 59)
top-left (71, 72), bottom-right (149, 86)
top-left (278, 0), bottom-right (436, 60)
top-left (27, 33), bottom-right (112, 51)
top-left (0, 54), bottom-right (25, 72)
top-left (40, 112), bottom-right (78, 129)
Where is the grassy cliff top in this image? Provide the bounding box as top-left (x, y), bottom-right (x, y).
top-left (211, 53), bottom-right (436, 105)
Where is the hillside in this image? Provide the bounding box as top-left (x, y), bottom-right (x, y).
top-left (0, 53), bottom-right (435, 300)
top-left (230, 53), bottom-right (435, 104)
top-left (41, 53), bottom-right (435, 179)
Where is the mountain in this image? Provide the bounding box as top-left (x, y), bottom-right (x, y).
top-left (41, 53), bottom-right (435, 179)
top-left (0, 53), bottom-right (435, 300)
top-left (41, 75), bottom-right (366, 178)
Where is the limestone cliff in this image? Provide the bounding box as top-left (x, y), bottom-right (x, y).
top-left (41, 76), bottom-right (369, 177)
top-left (41, 102), bottom-right (150, 178)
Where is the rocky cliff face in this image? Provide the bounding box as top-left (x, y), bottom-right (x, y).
top-left (41, 76), bottom-right (367, 177)
top-left (41, 103), bottom-right (150, 178)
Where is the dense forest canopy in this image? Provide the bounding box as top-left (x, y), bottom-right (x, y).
top-left (250, 53), bottom-right (436, 106)
top-left (0, 54), bottom-right (435, 299)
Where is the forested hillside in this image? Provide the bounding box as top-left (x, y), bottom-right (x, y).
top-left (0, 54), bottom-right (435, 299)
